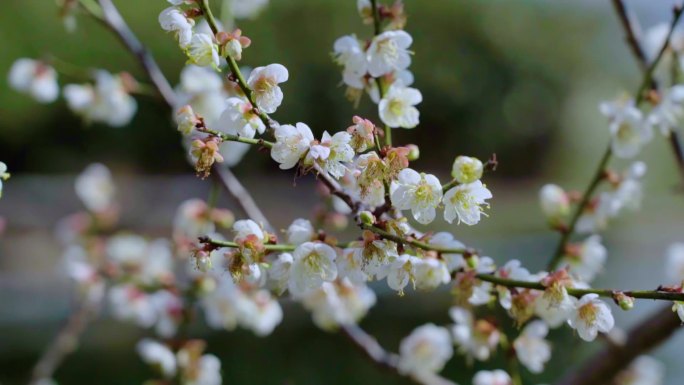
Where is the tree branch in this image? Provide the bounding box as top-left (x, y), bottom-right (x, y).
top-left (554, 305), bottom-right (681, 385)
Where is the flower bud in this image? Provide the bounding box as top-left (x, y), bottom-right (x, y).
top-left (225, 39), bottom-right (243, 60)
top-left (539, 184), bottom-right (570, 223)
top-left (406, 144), bottom-right (420, 161)
top-left (451, 156), bottom-right (483, 184)
top-left (194, 250), bottom-right (212, 273)
top-left (466, 254), bottom-right (479, 270)
top-left (211, 208), bottom-right (235, 229)
top-left (359, 210), bottom-right (375, 226)
top-left (175, 105), bottom-right (199, 135)
top-left (614, 292), bottom-right (634, 311)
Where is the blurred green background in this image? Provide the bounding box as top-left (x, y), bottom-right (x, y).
top-left (1, 0), bottom-right (684, 384)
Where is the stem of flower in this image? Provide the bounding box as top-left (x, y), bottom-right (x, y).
top-left (441, 178), bottom-right (459, 193)
top-left (359, 223), bottom-right (470, 254)
top-left (198, 127), bottom-right (274, 148)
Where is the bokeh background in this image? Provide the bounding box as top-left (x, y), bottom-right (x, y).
top-left (1, 0), bottom-right (684, 384)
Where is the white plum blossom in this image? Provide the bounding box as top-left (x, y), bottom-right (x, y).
top-left (379, 84), bottom-right (422, 128)
top-left (665, 242), bottom-right (684, 283)
top-left (233, 219), bottom-right (266, 243)
top-left (0, 162), bottom-right (8, 198)
top-left (473, 370), bottom-right (512, 385)
top-left (398, 324), bottom-right (453, 378)
top-left (450, 306), bottom-right (500, 362)
top-left (495, 259), bottom-right (532, 309)
top-left (301, 278), bottom-right (376, 330)
top-left (304, 131), bottom-right (355, 178)
top-left (609, 161), bottom-right (647, 215)
top-left (8, 58), bottom-right (59, 103)
top-left (390, 168), bottom-right (443, 224)
top-left (247, 63), bottom-right (289, 113)
top-left (177, 348), bottom-right (222, 385)
top-left (202, 278), bottom-right (242, 331)
top-left (158, 6), bottom-right (195, 48)
top-left (614, 355), bottom-right (665, 385)
top-left (231, 0), bottom-right (269, 19)
top-left (367, 30), bottom-right (413, 77)
top-left (333, 35), bottom-right (368, 88)
top-left (288, 242), bottom-right (338, 297)
top-left (539, 184), bottom-right (570, 223)
top-left (535, 280), bottom-right (575, 328)
top-left (286, 218), bottom-right (315, 245)
top-left (643, 21), bottom-right (684, 62)
top-left (575, 192), bottom-right (614, 234)
top-left (428, 232), bottom-right (466, 272)
top-left (568, 293), bottom-right (615, 341)
top-left (186, 33), bottom-right (220, 68)
top-left (217, 97), bottom-right (266, 138)
top-left (271, 122), bottom-right (314, 169)
top-left (451, 156), bottom-right (484, 184)
top-left (600, 99), bottom-right (653, 159)
top-left (64, 70), bottom-right (137, 127)
top-left (562, 235), bottom-right (607, 283)
top-left (386, 254), bottom-right (417, 294)
top-left (267, 252), bottom-right (293, 295)
top-left (648, 85), bottom-right (684, 135)
top-left (137, 339), bottom-right (177, 378)
top-left (412, 258), bottom-right (450, 290)
top-left (75, 163), bottom-right (115, 213)
top-left (513, 320), bottom-right (551, 374)
top-left (235, 289), bottom-right (283, 336)
top-left (443, 180), bottom-right (492, 225)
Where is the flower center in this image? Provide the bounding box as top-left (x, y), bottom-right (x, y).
top-left (389, 98), bottom-right (405, 115)
top-left (377, 38), bottom-right (399, 63)
top-left (578, 302), bottom-right (597, 325)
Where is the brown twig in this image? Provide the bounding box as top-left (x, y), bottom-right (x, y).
top-left (213, 166), bottom-right (273, 231)
top-left (554, 305), bottom-right (681, 385)
top-left (29, 296), bottom-right (103, 384)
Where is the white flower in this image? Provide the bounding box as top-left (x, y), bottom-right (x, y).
top-left (495, 260), bottom-right (532, 309)
top-left (575, 192), bottom-right (613, 234)
top-left (390, 168), bottom-right (442, 224)
top-left (75, 163), bottom-right (115, 213)
top-left (109, 284), bottom-right (157, 328)
top-left (305, 131), bottom-right (355, 178)
top-left (451, 156), bottom-right (484, 184)
top-left (473, 370), bottom-right (512, 385)
top-left (173, 199), bottom-right (214, 249)
top-left (233, 219), bottom-right (265, 243)
top-left (235, 289), bottom-right (283, 336)
top-left (247, 63), bottom-right (289, 113)
top-left (175, 105), bottom-right (199, 135)
top-left (443, 180), bottom-right (492, 225)
top-left (367, 30), bottom-right (413, 77)
top-left (288, 242), bottom-right (338, 297)
top-left (8, 58), bottom-right (59, 103)
top-left (0, 161), bottom-right (8, 198)
top-left (271, 122), bottom-right (314, 169)
top-left (333, 35), bottom-right (368, 88)
top-left (267, 253), bottom-right (293, 295)
top-left (64, 71), bottom-right (137, 127)
top-left (231, 0), bottom-right (269, 19)
top-left (187, 34), bottom-right (220, 68)
top-left (412, 258), bottom-right (450, 290)
top-left (137, 339), bottom-right (177, 378)
top-left (608, 161), bottom-right (646, 215)
top-left (672, 301), bottom-right (684, 323)
top-left (379, 84), bottom-right (422, 128)
top-left (158, 7), bottom-right (194, 47)
top-left (428, 232), bottom-right (466, 272)
top-left (301, 279), bottom-right (376, 330)
top-left (615, 355), bottom-right (665, 385)
top-left (600, 99), bottom-right (653, 159)
top-left (665, 242), bottom-right (684, 283)
top-left (217, 97), bottom-right (266, 138)
top-left (202, 278), bottom-right (242, 331)
top-left (643, 21), bottom-right (684, 62)
top-left (450, 307), bottom-right (500, 362)
top-left (513, 320), bottom-right (551, 374)
top-left (535, 283), bottom-right (575, 328)
top-left (568, 293), bottom-right (615, 341)
top-left (648, 85), bottom-right (684, 135)
top-left (386, 254), bottom-right (417, 294)
top-left (286, 218), bottom-right (315, 245)
top-left (398, 324), bottom-right (453, 377)
top-left (177, 350), bottom-right (222, 385)
top-left (539, 184), bottom-right (569, 223)
top-left (562, 235), bottom-right (607, 283)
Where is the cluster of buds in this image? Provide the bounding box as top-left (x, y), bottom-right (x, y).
top-left (191, 137), bottom-right (224, 178)
top-left (216, 29), bottom-right (252, 61)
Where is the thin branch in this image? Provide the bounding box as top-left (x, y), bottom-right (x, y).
top-left (477, 273), bottom-right (684, 302)
top-left (212, 167), bottom-right (274, 232)
top-left (29, 296), bottom-right (103, 384)
top-left (368, 0), bottom-right (391, 148)
top-left (554, 305), bottom-right (681, 385)
top-left (341, 325), bottom-right (457, 385)
top-left (360, 223), bottom-right (471, 255)
top-left (611, 0), bottom-right (650, 73)
top-left (93, 0), bottom-right (178, 108)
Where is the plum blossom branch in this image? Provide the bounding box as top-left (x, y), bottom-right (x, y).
top-left (359, 223), bottom-right (471, 254)
top-left (476, 273), bottom-right (684, 302)
top-left (369, 0), bottom-right (391, 147)
top-left (547, 6), bottom-right (684, 270)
